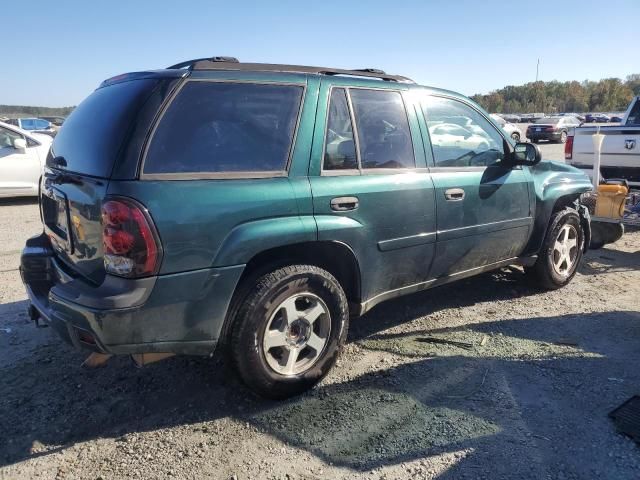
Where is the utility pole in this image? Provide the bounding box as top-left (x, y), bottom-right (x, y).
top-left (535, 58), bottom-right (540, 82)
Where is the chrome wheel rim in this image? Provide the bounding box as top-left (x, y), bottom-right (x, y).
top-left (552, 224), bottom-right (578, 276)
top-left (262, 293), bottom-right (331, 376)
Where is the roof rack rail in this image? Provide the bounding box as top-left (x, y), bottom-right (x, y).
top-left (352, 68), bottom-right (386, 75)
top-left (167, 56), bottom-right (239, 70)
top-left (186, 60), bottom-right (414, 83)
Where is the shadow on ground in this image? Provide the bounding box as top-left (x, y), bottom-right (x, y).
top-left (0, 197), bottom-right (38, 207)
top-left (2, 284), bottom-right (639, 479)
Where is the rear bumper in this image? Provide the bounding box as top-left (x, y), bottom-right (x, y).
top-left (20, 233), bottom-right (244, 356)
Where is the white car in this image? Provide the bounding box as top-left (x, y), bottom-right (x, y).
top-left (490, 114), bottom-right (521, 142)
top-left (0, 121), bottom-right (52, 198)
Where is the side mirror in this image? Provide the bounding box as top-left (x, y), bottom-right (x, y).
top-left (13, 138), bottom-right (27, 151)
top-left (512, 142), bottom-right (541, 166)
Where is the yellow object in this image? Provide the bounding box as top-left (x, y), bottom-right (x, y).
top-left (595, 184), bottom-right (628, 219)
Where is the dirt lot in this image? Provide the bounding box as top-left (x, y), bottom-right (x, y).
top-left (1, 198), bottom-right (639, 480)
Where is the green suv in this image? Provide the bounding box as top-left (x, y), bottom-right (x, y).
top-left (21, 57), bottom-right (593, 398)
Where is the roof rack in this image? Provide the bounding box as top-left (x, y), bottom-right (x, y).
top-left (167, 56), bottom-right (239, 70)
top-left (166, 57), bottom-right (414, 83)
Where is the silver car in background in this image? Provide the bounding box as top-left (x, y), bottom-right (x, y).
top-left (490, 114), bottom-right (521, 142)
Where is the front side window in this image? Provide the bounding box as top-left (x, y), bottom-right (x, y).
top-left (350, 89), bottom-right (415, 169)
top-left (423, 96), bottom-right (505, 167)
top-left (0, 126), bottom-right (22, 149)
top-left (144, 82), bottom-right (304, 174)
top-left (323, 88), bottom-right (357, 170)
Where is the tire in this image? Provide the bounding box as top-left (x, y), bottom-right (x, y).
top-left (230, 265), bottom-right (349, 399)
top-left (526, 207), bottom-right (584, 289)
top-left (559, 131), bottom-right (568, 144)
top-left (511, 132), bottom-right (521, 142)
top-left (532, 139), bottom-right (539, 144)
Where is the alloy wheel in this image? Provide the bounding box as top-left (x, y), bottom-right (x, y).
top-left (552, 224), bottom-right (578, 276)
top-left (262, 293), bottom-right (331, 376)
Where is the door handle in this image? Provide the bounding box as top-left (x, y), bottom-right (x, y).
top-left (330, 196), bottom-right (359, 211)
top-left (444, 188), bottom-right (465, 201)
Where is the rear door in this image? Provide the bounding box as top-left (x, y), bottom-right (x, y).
top-left (419, 94), bottom-right (533, 277)
top-left (0, 125), bottom-right (41, 196)
top-left (309, 79), bottom-right (437, 302)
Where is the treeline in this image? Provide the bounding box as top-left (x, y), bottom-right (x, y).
top-left (471, 74), bottom-right (640, 114)
top-left (0, 105), bottom-right (75, 118)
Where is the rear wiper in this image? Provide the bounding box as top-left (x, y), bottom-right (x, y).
top-left (44, 169), bottom-right (83, 186)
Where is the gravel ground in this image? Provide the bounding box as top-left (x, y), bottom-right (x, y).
top-left (1, 198), bottom-right (639, 480)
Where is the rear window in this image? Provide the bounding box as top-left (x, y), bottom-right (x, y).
top-left (143, 82), bottom-right (304, 175)
top-left (535, 117), bottom-right (560, 124)
top-left (49, 79), bottom-right (159, 177)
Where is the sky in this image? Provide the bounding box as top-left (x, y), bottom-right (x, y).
top-left (2, 0), bottom-right (638, 107)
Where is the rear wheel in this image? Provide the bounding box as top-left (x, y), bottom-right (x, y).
top-left (559, 131), bottom-right (568, 143)
top-left (526, 208), bottom-right (584, 289)
top-left (230, 265), bottom-right (349, 399)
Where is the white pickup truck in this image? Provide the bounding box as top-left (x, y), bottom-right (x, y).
top-left (565, 96), bottom-right (640, 187)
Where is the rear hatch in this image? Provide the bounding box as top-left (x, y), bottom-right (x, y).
top-left (41, 76), bottom-right (178, 284)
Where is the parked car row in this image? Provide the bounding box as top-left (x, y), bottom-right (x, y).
top-left (495, 112), bottom-right (623, 124)
top-left (1, 116), bottom-right (65, 137)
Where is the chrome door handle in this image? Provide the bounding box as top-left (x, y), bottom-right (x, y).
top-left (444, 188), bottom-right (465, 201)
top-left (330, 196), bottom-right (359, 211)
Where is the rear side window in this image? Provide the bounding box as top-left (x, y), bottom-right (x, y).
top-left (626, 100), bottom-right (640, 126)
top-left (350, 89), bottom-right (415, 169)
top-left (323, 88), bottom-right (357, 170)
top-left (144, 82), bottom-right (304, 175)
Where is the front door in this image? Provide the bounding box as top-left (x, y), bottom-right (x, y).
top-left (309, 79), bottom-right (437, 302)
top-left (419, 95), bottom-right (533, 278)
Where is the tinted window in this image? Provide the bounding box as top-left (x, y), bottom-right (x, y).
top-left (51, 79), bottom-right (160, 177)
top-left (34, 119), bottom-right (50, 129)
top-left (423, 96), bottom-right (505, 167)
top-left (536, 117), bottom-right (560, 124)
top-left (144, 82), bottom-right (303, 174)
top-left (323, 88), bottom-right (357, 170)
top-left (350, 89), bottom-right (414, 169)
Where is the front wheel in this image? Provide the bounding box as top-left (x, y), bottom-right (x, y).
top-left (526, 207), bottom-right (584, 289)
top-left (230, 265), bottom-right (349, 399)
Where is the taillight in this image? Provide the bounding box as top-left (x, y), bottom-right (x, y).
top-left (101, 198), bottom-right (161, 277)
top-left (565, 135), bottom-right (574, 160)
top-left (545, 126), bottom-right (555, 132)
